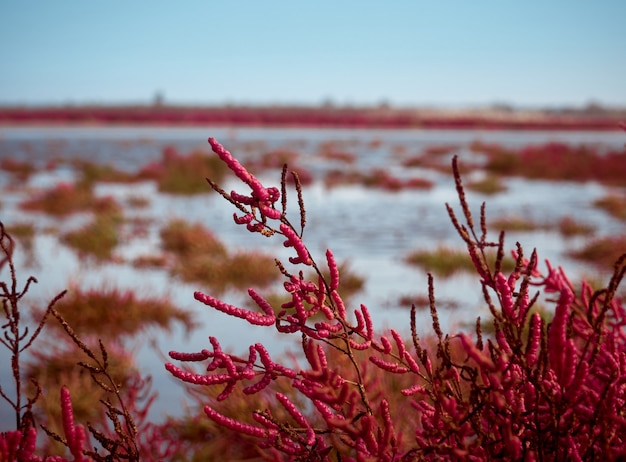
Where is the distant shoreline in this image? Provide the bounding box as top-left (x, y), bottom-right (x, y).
top-left (1, 105), bottom-right (624, 131)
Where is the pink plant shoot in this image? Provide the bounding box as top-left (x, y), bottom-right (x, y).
top-left (60, 386), bottom-right (88, 462)
top-left (208, 137), bottom-right (281, 220)
top-left (165, 138), bottom-right (626, 460)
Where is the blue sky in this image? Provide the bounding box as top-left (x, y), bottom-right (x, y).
top-left (1, 1), bottom-right (625, 107)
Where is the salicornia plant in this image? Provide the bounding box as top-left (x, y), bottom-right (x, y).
top-left (1, 223), bottom-right (164, 461)
top-left (166, 138), bottom-right (626, 461)
top-left (2, 134), bottom-right (625, 460)
top-left (1, 222), bottom-right (68, 459)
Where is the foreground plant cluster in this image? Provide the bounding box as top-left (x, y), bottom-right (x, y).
top-left (1, 136), bottom-right (625, 461)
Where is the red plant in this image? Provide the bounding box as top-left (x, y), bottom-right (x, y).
top-left (166, 138), bottom-right (626, 461)
top-left (1, 223), bottom-right (172, 461)
top-left (2, 132), bottom-right (626, 460)
top-left (480, 141), bottom-right (626, 186)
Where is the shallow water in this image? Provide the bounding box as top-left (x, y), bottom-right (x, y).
top-left (0, 125), bottom-right (624, 424)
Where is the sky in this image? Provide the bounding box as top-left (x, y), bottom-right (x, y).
top-left (1, 1), bottom-right (625, 108)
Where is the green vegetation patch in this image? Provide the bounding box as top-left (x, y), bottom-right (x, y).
top-left (490, 214), bottom-right (595, 237)
top-left (138, 147), bottom-right (230, 195)
top-left (466, 175), bottom-right (507, 195)
top-left (161, 219), bottom-right (280, 292)
top-left (61, 202), bottom-right (123, 260)
top-left (161, 219), bottom-right (227, 258)
top-left (7, 221), bottom-right (35, 239)
top-left (72, 159), bottom-right (136, 188)
top-left (324, 167), bottom-right (433, 191)
top-left (490, 216), bottom-right (545, 232)
top-left (406, 245), bottom-right (515, 278)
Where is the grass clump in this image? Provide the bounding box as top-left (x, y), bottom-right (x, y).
top-left (72, 159), bottom-right (136, 188)
top-left (405, 245), bottom-right (515, 278)
top-left (570, 234), bottom-right (626, 269)
top-left (490, 215), bottom-right (544, 232)
top-left (557, 216), bottom-right (595, 237)
top-left (62, 216), bottom-right (119, 260)
top-left (20, 182), bottom-right (116, 216)
top-left (466, 174), bottom-right (507, 195)
top-left (50, 285), bottom-right (196, 338)
top-left (594, 193), bottom-right (626, 221)
top-left (131, 254), bottom-right (169, 268)
top-left (491, 214), bottom-right (595, 237)
top-left (6, 221), bottom-right (35, 239)
top-left (161, 219), bottom-right (280, 292)
top-left (139, 146), bottom-right (230, 195)
top-left (176, 251), bottom-right (278, 293)
top-left (406, 245), bottom-right (478, 277)
top-left (362, 168), bottom-right (433, 191)
top-left (161, 219), bottom-right (227, 258)
top-left (61, 201), bottom-right (123, 260)
top-left (223, 252), bottom-right (281, 290)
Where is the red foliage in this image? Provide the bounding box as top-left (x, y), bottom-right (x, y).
top-left (0, 106), bottom-right (623, 130)
top-left (3, 131), bottom-right (626, 460)
top-left (164, 138), bottom-right (626, 460)
top-left (480, 141), bottom-right (626, 186)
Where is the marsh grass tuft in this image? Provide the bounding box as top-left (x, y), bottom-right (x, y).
top-left (594, 193), bottom-right (626, 220)
top-left (466, 174), bottom-right (507, 195)
top-left (61, 201), bottom-right (124, 260)
top-left (557, 215), bottom-right (596, 237)
top-left (160, 219), bottom-right (227, 258)
top-left (138, 146), bottom-right (230, 194)
top-left (324, 167), bottom-right (433, 190)
top-left (406, 245), bottom-right (515, 277)
top-left (570, 234), bottom-right (626, 268)
top-left (131, 254), bottom-right (169, 268)
top-left (49, 285), bottom-right (196, 338)
top-left (72, 159), bottom-right (137, 188)
top-left (20, 182), bottom-right (116, 216)
top-left (490, 214), bottom-right (595, 237)
top-left (161, 219), bottom-right (280, 292)
top-left (172, 251), bottom-right (278, 293)
top-left (490, 215), bottom-right (545, 232)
